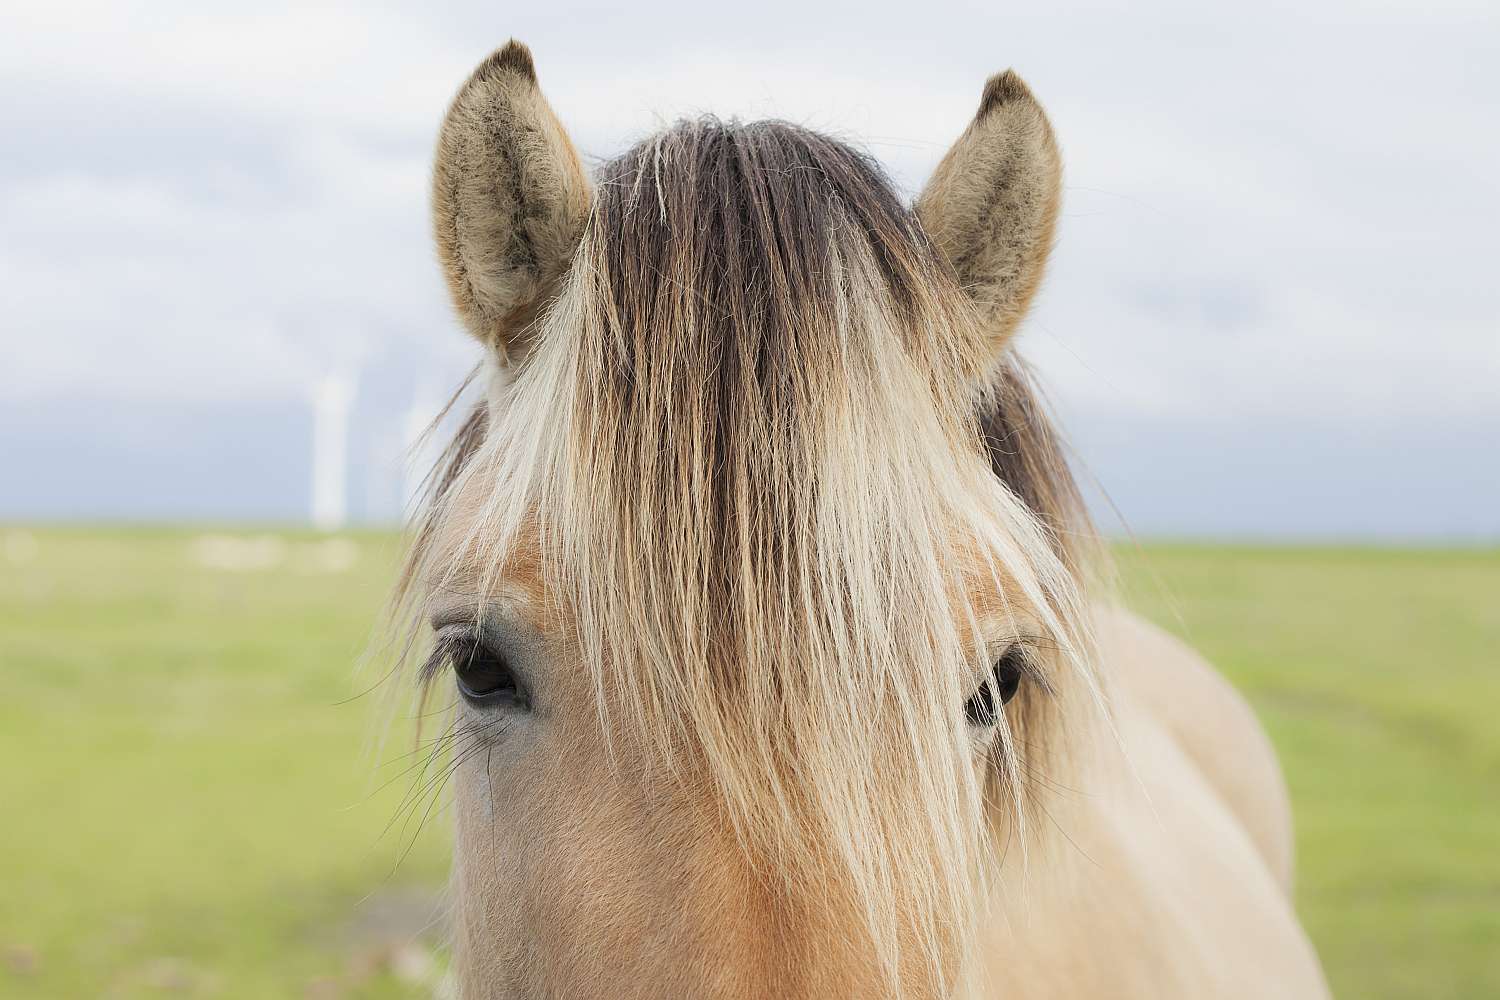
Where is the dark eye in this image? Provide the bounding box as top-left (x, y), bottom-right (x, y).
top-left (965, 645), bottom-right (1026, 727)
top-left (452, 638), bottom-right (530, 710)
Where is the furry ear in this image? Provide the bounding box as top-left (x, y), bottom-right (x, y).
top-left (916, 70), bottom-right (1061, 357)
top-left (432, 41), bottom-right (591, 357)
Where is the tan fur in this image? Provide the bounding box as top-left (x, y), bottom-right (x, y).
top-left (1095, 605), bottom-right (1296, 889)
top-left (393, 42), bottom-right (1329, 1000)
top-left (973, 606), bottom-right (1325, 998)
top-left (916, 71), bottom-right (1062, 362)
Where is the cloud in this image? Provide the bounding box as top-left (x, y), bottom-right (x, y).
top-left (1, 0), bottom-right (1495, 534)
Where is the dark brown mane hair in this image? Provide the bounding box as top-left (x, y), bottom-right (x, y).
top-left (418, 118), bottom-right (1090, 587)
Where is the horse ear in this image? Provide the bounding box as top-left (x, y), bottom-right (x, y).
top-left (916, 70), bottom-right (1061, 359)
top-left (432, 41), bottom-right (591, 358)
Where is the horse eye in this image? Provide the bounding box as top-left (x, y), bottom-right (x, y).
top-left (452, 639), bottom-right (529, 710)
top-left (965, 645), bottom-right (1026, 727)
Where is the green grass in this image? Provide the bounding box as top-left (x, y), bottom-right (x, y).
top-left (1, 529), bottom-right (1495, 997)
top-left (0, 528), bottom-right (449, 998)
top-left (1116, 543), bottom-right (1500, 999)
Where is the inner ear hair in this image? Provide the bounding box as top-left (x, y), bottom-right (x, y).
top-left (431, 40), bottom-right (593, 357)
top-left (916, 69), bottom-right (1062, 361)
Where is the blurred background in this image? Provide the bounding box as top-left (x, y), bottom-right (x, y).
top-left (1, 1), bottom-right (1495, 998)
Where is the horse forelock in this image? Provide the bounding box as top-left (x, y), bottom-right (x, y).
top-left (401, 118), bottom-right (1100, 995)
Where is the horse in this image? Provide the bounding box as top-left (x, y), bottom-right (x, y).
top-left (394, 39), bottom-right (1331, 999)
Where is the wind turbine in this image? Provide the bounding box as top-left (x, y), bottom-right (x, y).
top-left (310, 370), bottom-right (356, 531)
top-left (401, 382), bottom-right (443, 523)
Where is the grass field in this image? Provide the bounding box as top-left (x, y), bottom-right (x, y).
top-left (1, 528), bottom-right (1496, 998)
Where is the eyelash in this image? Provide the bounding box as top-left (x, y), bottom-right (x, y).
top-left (418, 630), bottom-right (474, 690)
top-left (421, 628), bottom-right (531, 712)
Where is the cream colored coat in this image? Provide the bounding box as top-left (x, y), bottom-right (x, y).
top-left (977, 607), bottom-right (1330, 998)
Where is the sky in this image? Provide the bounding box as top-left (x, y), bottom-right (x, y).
top-left (2, 0), bottom-right (1496, 539)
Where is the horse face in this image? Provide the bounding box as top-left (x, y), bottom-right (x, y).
top-left (421, 509), bottom-right (977, 998)
top-left (422, 536), bottom-right (1046, 999)
top-left (418, 39), bottom-right (1071, 999)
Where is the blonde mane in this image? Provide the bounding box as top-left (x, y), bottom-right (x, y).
top-left (399, 118), bottom-right (1100, 995)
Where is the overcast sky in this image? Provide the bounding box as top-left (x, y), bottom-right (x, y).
top-left (2, 1), bottom-right (1496, 538)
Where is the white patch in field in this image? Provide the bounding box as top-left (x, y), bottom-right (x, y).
top-left (3, 530), bottom-right (39, 566)
top-left (191, 534), bottom-right (288, 572)
top-left (388, 941), bottom-right (436, 984)
top-left (298, 538), bottom-right (361, 574)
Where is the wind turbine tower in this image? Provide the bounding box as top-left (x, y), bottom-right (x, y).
top-left (401, 384), bottom-right (441, 523)
top-left (311, 371), bottom-right (356, 531)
